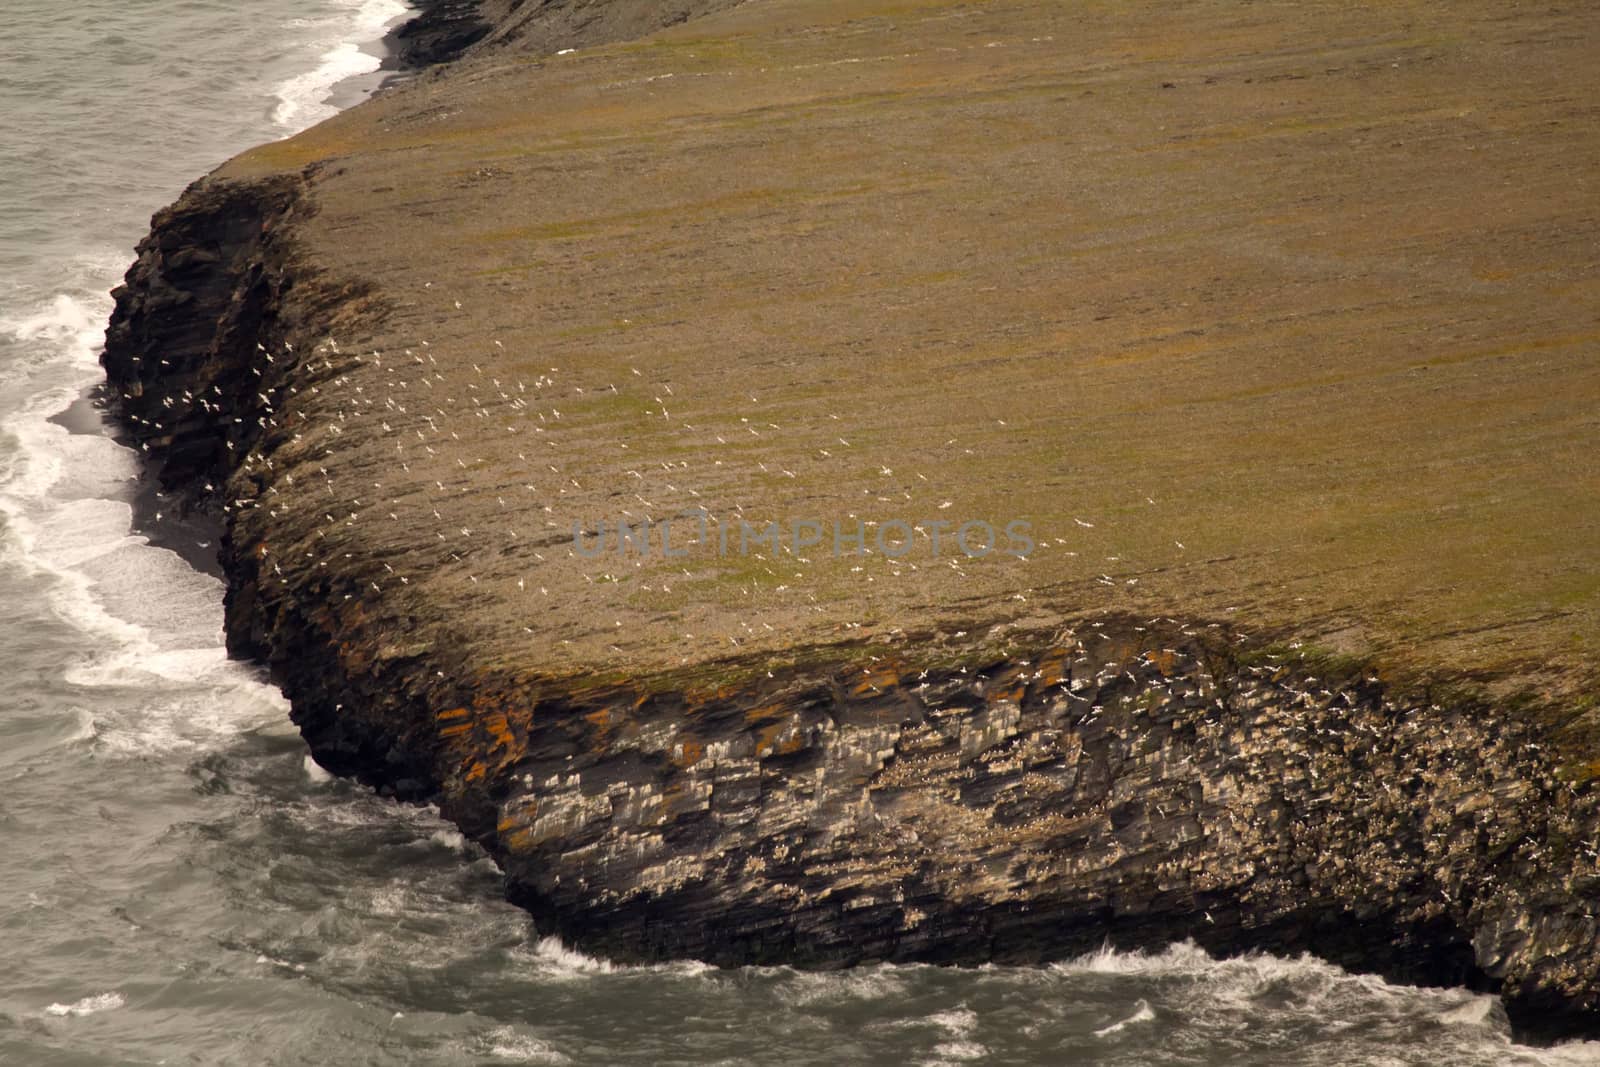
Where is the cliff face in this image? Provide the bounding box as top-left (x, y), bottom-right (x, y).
top-left (103, 175), bottom-right (306, 509)
top-left (101, 0), bottom-right (1600, 1042)
top-left (391, 1), bottom-right (494, 68)
top-left (96, 181), bottom-right (1600, 1032)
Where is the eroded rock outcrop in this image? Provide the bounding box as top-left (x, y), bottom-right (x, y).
top-left (99, 0), bottom-right (1600, 1043)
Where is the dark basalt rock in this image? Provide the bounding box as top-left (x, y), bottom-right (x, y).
top-left (391, 0), bottom-right (495, 69)
top-left (103, 174), bottom-right (308, 513)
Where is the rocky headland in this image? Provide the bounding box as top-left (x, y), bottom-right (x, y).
top-left (101, 0), bottom-right (1600, 1040)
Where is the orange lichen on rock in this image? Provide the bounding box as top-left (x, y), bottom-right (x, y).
top-left (1144, 649), bottom-right (1178, 676)
top-left (671, 738), bottom-right (705, 768)
top-left (852, 663), bottom-right (901, 696)
top-left (1033, 649), bottom-right (1070, 689)
top-left (502, 825), bottom-right (538, 854)
top-left (584, 706), bottom-right (619, 752)
top-left (743, 700), bottom-right (790, 727)
top-left (754, 716), bottom-right (809, 759)
top-left (436, 706), bottom-right (471, 739)
top-left (988, 681), bottom-right (1026, 706)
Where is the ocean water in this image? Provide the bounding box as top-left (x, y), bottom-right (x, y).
top-left (1, 2), bottom-right (1599, 1064)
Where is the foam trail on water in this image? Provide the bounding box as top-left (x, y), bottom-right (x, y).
top-left (512, 935), bottom-right (715, 980)
top-left (529, 936), bottom-right (620, 977)
top-left (475, 1027), bottom-right (570, 1064)
top-left (43, 992), bottom-right (125, 1018)
top-left (1094, 998), bottom-right (1155, 1038)
top-left (921, 1006), bottom-right (987, 1064)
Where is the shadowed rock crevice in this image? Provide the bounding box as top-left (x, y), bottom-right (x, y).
top-left (391, 2), bottom-right (495, 69)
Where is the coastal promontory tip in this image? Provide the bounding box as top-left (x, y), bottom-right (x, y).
top-left (101, 0), bottom-right (1600, 1039)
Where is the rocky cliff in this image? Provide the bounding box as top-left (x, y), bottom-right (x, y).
top-left (101, 0), bottom-right (1600, 1041)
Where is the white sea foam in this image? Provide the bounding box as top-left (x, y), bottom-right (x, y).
top-left (429, 826), bottom-right (469, 851)
top-left (917, 1005), bottom-right (987, 1064)
top-left (1057, 939), bottom-right (1223, 976)
top-left (1056, 937), bottom-right (1377, 1009)
top-left (480, 1026), bottom-right (570, 1064)
top-left (1438, 995), bottom-right (1500, 1028)
top-left (927, 1007), bottom-right (977, 1033)
top-left (368, 884), bottom-right (411, 917)
top-left (255, 954), bottom-right (306, 973)
top-left (1093, 997), bottom-right (1156, 1038)
top-left (59, 706), bottom-right (97, 746)
top-left (0, 292), bottom-right (106, 375)
top-left (924, 1041), bottom-right (987, 1064)
top-left (788, 966), bottom-right (912, 1005)
top-left (271, 42), bottom-right (381, 127)
top-left (0, 292), bottom-right (286, 756)
top-left (529, 935), bottom-right (618, 976)
top-left (1535, 1042), bottom-right (1600, 1065)
top-left (270, 0), bottom-right (409, 128)
top-left (512, 935), bottom-right (716, 980)
top-left (1045, 939), bottom-right (1585, 1062)
top-left (43, 991), bottom-right (124, 1018)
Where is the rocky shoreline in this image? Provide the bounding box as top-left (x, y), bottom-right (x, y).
top-left (387, 0), bottom-right (493, 69)
top-left (100, 0), bottom-right (1600, 1042)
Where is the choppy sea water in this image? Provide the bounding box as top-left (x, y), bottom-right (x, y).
top-left (2, 2), bottom-right (1599, 1064)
